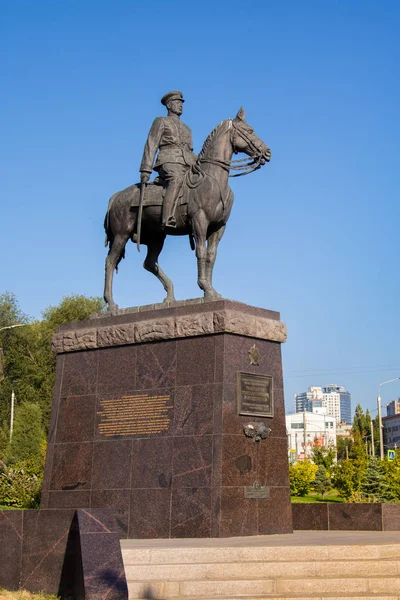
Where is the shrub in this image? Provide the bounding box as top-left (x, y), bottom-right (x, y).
top-left (0, 459), bottom-right (42, 508)
top-left (289, 460), bottom-right (318, 496)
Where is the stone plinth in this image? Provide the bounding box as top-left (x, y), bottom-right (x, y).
top-left (41, 299), bottom-right (292, 538)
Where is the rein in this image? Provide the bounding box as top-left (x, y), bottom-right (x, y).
top-left (200, 157), bottom-right (262, 177)
top-left (198, 120), bottom-right (265, 178)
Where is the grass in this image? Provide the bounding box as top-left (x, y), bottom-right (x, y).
top-left (291, 490), bottom-right (344, 503)
top-left (0, 591), bottom-right (58, 600)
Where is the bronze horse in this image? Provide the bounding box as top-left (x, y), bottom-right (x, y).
top-left (103, 108), bottom-right (271, 310)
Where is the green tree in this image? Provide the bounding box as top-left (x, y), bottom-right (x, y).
top-left (0, 292), bottom-right (28, 329)
top-left (289, 460), bottom-right (318, 496)
top-left (349, 430), bottom-right (368, 461)
top-left (7, 403), bottom-right (46, 464)
top-left (336, 436), bottom-right (353, 460)
top-left (332, 458), bottom-right (366, 501)
top-left (384, 453), bottom-right (400, 501)
top-left (351, 405), bottom-right (378, 457)
top-left (353, 404), bottom-right (366, 433)
top-left (313, 465), bottom-right (332, 499)
top-left (360, 457), bottom-right (389, 502)
top-left (352, 405), bottom-right (369, 452)
top-left (310, 443), bottom-right (336, 472)
top-left (0, 293), bottom-right (32, 433)
top-left (42, 294), bottom-right (105, 328)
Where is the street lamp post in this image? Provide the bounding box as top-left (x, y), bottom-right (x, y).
top-left (0, 323), bottom-right (28, 442)
top-left (378, 378), bottom-right (400, 460)
top-left (370, 413), bottom-right (375, 457)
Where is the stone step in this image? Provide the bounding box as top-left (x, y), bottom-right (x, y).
top-left (275, 579), bottom-right (400, 596)
top-left (128, 597), bottom-right (400, 600)
top-left (127, 579), bottom-right (400, 598)
top-left (125, 560), bottom-right (400, 582)
top-left (126, 577), bottom-right (400, 599)
top-left (122, 533), bottom-right (400, 600)
top-left (122, 544), bottom-right (400, 565)
top-left (180, 597), bottom-right (400, 600)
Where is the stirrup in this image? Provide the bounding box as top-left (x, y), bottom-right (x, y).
top-left (163, 216), bottom-right (177, 229)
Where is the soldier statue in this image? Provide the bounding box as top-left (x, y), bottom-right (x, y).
top-left (104, 95), bottom-right (271, 310)
top-left (140, 90), bottom-right (197, 229)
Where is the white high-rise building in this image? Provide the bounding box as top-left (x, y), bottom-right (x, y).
top-left (294, 386), bottom-right (323, 413)
top-left (323, 384), bottom-right (351, 425)
top-left (294, 384), bottom-right (351, 425)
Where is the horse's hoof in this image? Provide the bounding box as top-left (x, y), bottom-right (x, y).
top-left (163, 296), bottom-right (176, 304)
top-left (107, 303), bottom-right (119, 312)
top-left (204, 290), bottom-right (222, 300)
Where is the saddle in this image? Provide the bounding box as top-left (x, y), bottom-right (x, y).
top-left (125, 166), bottom-right (205, 228)
top-left (129, 165), bottom-right (204, 209)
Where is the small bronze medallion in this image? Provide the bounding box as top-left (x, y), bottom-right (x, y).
top-left (248, 344), bottom-right (260, 366)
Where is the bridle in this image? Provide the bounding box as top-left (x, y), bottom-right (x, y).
top-left (199, 119), bottom-right (267, 178)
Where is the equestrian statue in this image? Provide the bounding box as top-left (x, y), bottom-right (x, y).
top-left (104, 91), bottom-right (271, 310)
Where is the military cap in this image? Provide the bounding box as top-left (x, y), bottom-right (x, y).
top-left (161, 90), bottom-right (185, 106)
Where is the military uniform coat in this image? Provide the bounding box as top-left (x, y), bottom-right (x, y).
top-left (140, 115), bottom-right (197, 173)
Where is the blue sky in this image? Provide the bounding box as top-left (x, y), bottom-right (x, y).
top-left (1, 1), bottom-right (399, 414)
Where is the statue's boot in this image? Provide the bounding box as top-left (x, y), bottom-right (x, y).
top-left (162, 184), bottom-right (180, 229)
top-left (164, 216), bottom-right (177, 228)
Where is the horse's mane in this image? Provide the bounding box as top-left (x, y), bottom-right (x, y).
top-left (198, 120), bottom-right (227, 159)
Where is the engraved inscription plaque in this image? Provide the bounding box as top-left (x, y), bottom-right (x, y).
top-left (237, 372), bottom-right (273, 417)
top-left (244, 481), bottom-right (270, 499)
top-left (98, 393), bottom-right (173, 437)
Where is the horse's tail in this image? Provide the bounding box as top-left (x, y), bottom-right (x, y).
top-left (104, 193), bottom-right (118, 249)
top-left (104, 192), bottom-right (126, 273)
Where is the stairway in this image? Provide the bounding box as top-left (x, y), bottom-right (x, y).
top-left (121, 531), bottom-right (400, 600)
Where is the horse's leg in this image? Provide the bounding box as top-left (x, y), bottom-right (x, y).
top-left (205, 225), bottom-right (226, 297)
top-left (104, 233), bottom-right (129, 311)
top-left (143, 235), bottom-right (176, 302)
top-left (192, 209), bottom-right (217, 298)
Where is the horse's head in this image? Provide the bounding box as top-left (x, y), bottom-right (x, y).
top-left (231, 107), bottom-right (271, 164)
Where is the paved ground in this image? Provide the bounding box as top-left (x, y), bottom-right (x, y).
top-left (121, 531), bottom-right (400, 549)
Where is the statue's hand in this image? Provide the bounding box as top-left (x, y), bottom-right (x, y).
top-left (140, 172), bottom-right (150, 184)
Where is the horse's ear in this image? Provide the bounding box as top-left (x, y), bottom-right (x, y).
top-left (236, 107), bottom-right (246, 121)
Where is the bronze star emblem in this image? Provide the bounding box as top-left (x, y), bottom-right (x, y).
top-left (248, 344), bottom-right (260, 366)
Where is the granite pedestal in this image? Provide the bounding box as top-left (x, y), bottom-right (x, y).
top-left (41, 299), bottom-right (292, 538)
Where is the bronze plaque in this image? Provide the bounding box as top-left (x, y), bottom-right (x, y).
top-left (237, 372), bottom-right (273, 417)
top-left (244, 481), bottom-right (270, 499)
top-left (98, 393), bottom-right (173, 437)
